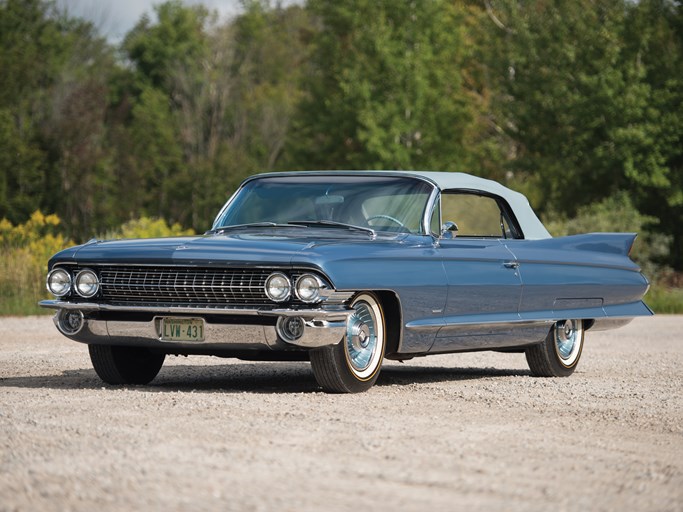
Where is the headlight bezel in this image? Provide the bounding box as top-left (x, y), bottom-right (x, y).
top-left (74, 268), bottom-right (100, 298)
top-left (264, 272), bottom-right (292, 302)
top-left (46, 268), bottom-right (72, 297)
top-left (295, 274), bottom-right (323, 303)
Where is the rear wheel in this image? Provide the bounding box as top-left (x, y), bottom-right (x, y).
top-left (525, 319), bottom-right (584, 377)
top-left (310, 293), bottom-right (385, 393)
top-left (88, 344), bottom-right (165, 385)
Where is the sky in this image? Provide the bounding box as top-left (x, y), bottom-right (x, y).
top-left (54, 0), bottom-right (252, 43)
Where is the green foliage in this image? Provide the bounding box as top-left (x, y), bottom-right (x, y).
top-left (0, 211), bottom-right (73, 315)
top-left (544, 192), bottom-right (671, 277)
top-left (0, 109), bottom-right (45, 222)
top-left (101, 217), bottom-right (195, 240)
top-left (233, 1), bottom-right (313, 172)
top-left (645, 285), bottom-right (683, 314)
top-left (478, 0), bottom-right (683, 265)
top-left (123, 0), bottom-right (211, 92)
top-left (0, 213), bottom-right (195, 316)
top-left (294, 0), bottom-right (475, 171)
top-left (0, 0), bottom-right (117, 238)
top-left (0, 0), bottom-right (64, 107)
top-left (128, 85), bottom-right (184, 218)
top-left (113, 0), bottom-right (313, 229)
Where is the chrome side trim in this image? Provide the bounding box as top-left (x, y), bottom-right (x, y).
top-left (405, 315), bottom-right (554, 331)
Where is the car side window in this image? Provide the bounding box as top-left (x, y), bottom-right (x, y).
top-left (440, 191), bottom-right (516, 238)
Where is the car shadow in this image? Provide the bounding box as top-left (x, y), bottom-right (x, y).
top-left (379, 365), bottom-right (530, 387)
top-left (0, 362), bottom-right (531, 394)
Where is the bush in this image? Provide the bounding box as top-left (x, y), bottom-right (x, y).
top-left (0, 211), bottom-right (73, 315)
top-left (543, 193), bottom-right (683, 313)
top-left (100, 217), bottom-right (195, 239)
top-left (1, 213), bottom-right (195, 316)
top-left (543, 192), bottom-right (671, 278)
top-left (646, 285), bottom-right (683, 314)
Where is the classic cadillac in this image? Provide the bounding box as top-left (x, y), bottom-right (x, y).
top-left (41, 171), bottom-right (652, 392)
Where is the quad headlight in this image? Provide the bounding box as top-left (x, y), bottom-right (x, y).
top-left (74, 269), bottom-right (99, 298)
top-left (46, 268), bottom-right (72, 297)
top-left (265, 272), bottom-right (291, 302)
top-left (295, 274), bottom-right (322, 303)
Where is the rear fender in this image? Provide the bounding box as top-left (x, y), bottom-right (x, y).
top-left (506, 233), bottom-right (641, 271)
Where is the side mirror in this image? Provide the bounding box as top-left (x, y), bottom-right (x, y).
top-left (441, 221), bottom-right (459, 239)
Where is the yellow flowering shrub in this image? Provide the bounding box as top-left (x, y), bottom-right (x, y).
top-left (0, 211), bottom-right (73, 315)
top-left (101, 217), bottom-right (195, 240)
top-left (1, 213), bottom-right (195, 315)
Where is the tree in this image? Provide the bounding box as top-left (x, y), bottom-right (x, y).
top-left (292, 0), bottom-right (477, 172)
top-left (0, 0), bottom-right (62, 223)
top-left (0, 109), bottom-right (45, 223)
top-left (121, 1), bottom-right (313, 229)
top-left (621, 0), bottom-right (683, 269)
top-left (475, 0), bottom-right (682, 268)
top-left (0, 0), bottom-right (117, 238)
top-left (232, 1), bottom-right (313, 172)
top-left (123, 0), bottom-right (211, 94)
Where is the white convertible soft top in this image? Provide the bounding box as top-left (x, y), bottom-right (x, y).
top-left (247, 170), bottom-right (552, 240)
top-left (401, 171), bottom-right (551, 240)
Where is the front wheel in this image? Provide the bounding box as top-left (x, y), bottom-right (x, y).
top-left (310, 293), bottom-right (386, 393)
top-left (525, 319), bottom-right (584, 377)
top-left (88, 344), bottom-right (165, 385)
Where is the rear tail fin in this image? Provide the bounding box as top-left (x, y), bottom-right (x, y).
top-left (569, 233), bottom-right (638, 257)
top-left (511, 233), bottom-right (641, 268)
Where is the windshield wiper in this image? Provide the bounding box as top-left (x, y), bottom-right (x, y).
top-left (287, 220), bottom-right (376, 237)
top-left (206, 222), bottom-right (305, 235)
top-left (207, 220), bottom-right (376, 237)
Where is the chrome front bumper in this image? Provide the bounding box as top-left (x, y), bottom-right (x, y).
top-left (39, 300), bottom-right (351, 350)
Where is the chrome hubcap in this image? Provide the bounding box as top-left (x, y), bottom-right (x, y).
top-left (350, 321), bottom-right (371, 350)
top-left (346, 301), bottom-right (377, 372)
top-left (555, 319), bottom-right (582, 364)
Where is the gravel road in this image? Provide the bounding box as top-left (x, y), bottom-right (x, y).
top-left (1, 315), bottom-right (681, 511)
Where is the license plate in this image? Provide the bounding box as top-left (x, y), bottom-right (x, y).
top-left (159, 318), bottom-right (205, 342)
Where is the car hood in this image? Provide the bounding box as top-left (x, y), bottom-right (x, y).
top-left (50, 230), bottom-right (419, 267)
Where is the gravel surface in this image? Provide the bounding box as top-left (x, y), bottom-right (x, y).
top-left (1, 315), bottom-right (681, 511)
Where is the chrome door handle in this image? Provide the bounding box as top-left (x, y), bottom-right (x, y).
top-left (503, 261), bottom-right (519, 269)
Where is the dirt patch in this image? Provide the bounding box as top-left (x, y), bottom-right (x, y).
top-left (1, 316), bottom-right (681, 511)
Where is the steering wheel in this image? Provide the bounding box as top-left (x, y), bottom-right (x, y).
top-left (366, 214), bottom-right (406, 230)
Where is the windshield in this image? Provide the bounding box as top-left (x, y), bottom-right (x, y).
top-left (214, 175), bottom-right (434, 234)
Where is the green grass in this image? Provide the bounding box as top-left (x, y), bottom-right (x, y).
top-left (1, 299), bottom-right (50, 316)
top-left (645, 284), bottom-right (683, 314)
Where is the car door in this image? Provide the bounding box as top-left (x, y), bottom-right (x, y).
top-left (430, 191), bottom-right (524, 352)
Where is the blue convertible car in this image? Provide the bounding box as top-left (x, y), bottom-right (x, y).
top-left (41, 171), bottom-right (652, 392)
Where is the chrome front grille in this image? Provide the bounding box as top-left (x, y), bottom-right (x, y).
top-left (92, 266), bottom-right (287, 308)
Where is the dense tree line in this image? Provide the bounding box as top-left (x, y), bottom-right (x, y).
top-left (0, 0), bottom-right (681, 269)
